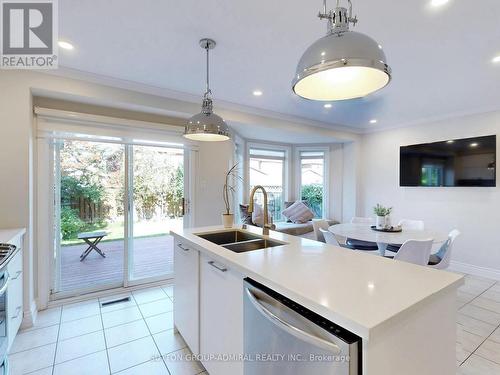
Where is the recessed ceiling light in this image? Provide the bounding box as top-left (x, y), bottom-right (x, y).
top-left (324, 103), bottom-right (332, 108)
top-left (492, 55), bottom-right (500, 64)
top-left (470, 142), bottom-right (479, 147)
top-left (253, 90), bottom-right (263, 96)
top-left (446, 140), bottom-right (455, 144)
top-left (58, 40), bottom-right (74, 50)
top-left (431, 0), bottom-right (449, 7)
top-left (369, 119), bottom-right (378, 124)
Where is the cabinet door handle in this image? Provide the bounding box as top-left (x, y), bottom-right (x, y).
top-left (208, 260), bottom-right (227, 272)
top-left (11, 271), bottom-right (22, 280)
top-left (11, 306), bottom-right (22, 320)
top-left (177, 244), bottom-right (190, 252)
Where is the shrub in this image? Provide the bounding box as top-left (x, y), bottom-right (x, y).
top-left (60, 207), bottom-right (86, 240)
top-left (301, 184), bottom-right (323, 218)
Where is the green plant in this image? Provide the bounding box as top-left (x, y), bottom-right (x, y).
top-left (373, 203), bottom-right (392, 217)
top-left (60, 207), bottom-right (87, 240)
top-left (301, 184), bottom-right (323, 218)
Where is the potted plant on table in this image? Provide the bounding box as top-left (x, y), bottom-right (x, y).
top-left (222, 163), bottom-right (241, 228)
top-left (373, 204), bottom-right (392, 229)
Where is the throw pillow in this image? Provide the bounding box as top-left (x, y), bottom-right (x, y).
top-left (282, 201), bottom-right (314, 224)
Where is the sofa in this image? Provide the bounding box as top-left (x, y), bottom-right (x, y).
top-left (239, 203), bottom-right (338, 240)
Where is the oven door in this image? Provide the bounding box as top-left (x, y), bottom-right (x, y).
top-left (0, 271), bottom-right (10, 361)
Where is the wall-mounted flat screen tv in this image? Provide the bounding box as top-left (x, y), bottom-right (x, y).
top-left (400, 135), bottom-right (496, 187)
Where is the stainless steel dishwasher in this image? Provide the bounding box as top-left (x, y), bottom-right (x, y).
top-left (244, 278), bottom-right (361, 375)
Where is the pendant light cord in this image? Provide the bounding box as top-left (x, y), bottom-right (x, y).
top-left (205, 44), bottom-right (212, 98)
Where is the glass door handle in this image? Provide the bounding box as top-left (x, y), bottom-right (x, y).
top-left (245, 288), bottom-right (341, 354)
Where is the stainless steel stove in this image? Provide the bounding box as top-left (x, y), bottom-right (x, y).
top-left (0, 244), bottom-right (16, 268)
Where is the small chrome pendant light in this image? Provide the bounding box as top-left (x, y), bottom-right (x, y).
top-left (292, 0), bottom-right (391, 101)
top-left (184, 38), bottom-right (230, 142)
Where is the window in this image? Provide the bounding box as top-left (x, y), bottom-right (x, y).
top-left (248, 147), bottom-right (286, 222)
top-left (299, 150), bottom-right (326, 218)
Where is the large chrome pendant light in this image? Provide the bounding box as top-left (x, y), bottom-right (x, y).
top-left (184, 38), bottom-right (230, 142)
top-left (292, 0), bottom-right (391, 101)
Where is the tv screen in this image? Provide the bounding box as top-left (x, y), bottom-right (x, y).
top-left (400, 135), bottom-right (496, 187)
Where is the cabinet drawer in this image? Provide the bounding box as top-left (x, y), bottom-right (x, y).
top-left (7, 250), bottom-right (23, 350)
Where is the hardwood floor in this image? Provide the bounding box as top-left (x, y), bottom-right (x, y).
top-left (60, 235), bottom-right (174, 291)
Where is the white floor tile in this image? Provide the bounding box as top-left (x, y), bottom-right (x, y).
top-left (9, 343), bottom-right (56, 375)
top-left (53, 350), bottom-right (110, 375)
top-left (456, 326), bottom-right (485, 352)
top-left (459, 277), bottom-right (494, 296)
top-left (456, 342), bottom-right (471, 363)
top-left (139, 298), bottom-right (173, 318)
top-left (457, 313), bottom-right (497, 337)
top-left (24, 307), bottom-right (61, 331)
top-left (162, 285), bottom-right (174, 298)
top-left (11, 325), bottom-right (59, 354)
top-left (61, 299), bottom-right (101, 322)
top-left (489, 327), bottom-right (500, 344)
top-left (24, 367), bottom-right (53, 375)
top-left (459, 354), bottom-right (500, 375)
top-left (132, 288), bottom-right (168, 305)
top-left (102, 305), bottom-right (143, 329)
top-left (482, 289), bottom-right (500, 303)
top-left (145, 311), bottom-right (174, 334)
top-left (105, 319), bottom-right (150, 348)
top-left (107, 336), bottom-right (160, 373)
top-left (114, 360), bottom-right (169, 375)
top-left (59, 314), bottom-right (103, 340)
top-left (476, 340), bottom-right (500, 365)
top-left (471, 297), bottom-right (500, 314)
top-left (460, 304), bottom-right (500, 325)
top-left (55, 330), bottom-right (106, 364)
top-left (163, 347), bottom-right (204, 375)
top-left (100, 293), bottom-right (137, 313)
top-left (153, 329), bottom-right (187, 355)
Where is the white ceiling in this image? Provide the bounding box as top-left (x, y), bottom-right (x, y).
top-left (57, 0), bottom-right (500, 131)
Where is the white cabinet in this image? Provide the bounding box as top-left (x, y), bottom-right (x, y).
top-left (200, 253), bottom-right (244, 375)
top-left (173, 239), bottom-right (200, 355)
top-left (7, 249), bottom-right (23, 349)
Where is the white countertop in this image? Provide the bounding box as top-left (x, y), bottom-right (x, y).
top-left (171, 225), bottom-right (463, 340)
top-left (330, 223), bottom-right (448, 244)
top-left (0, 228), bottom-right (26, 244)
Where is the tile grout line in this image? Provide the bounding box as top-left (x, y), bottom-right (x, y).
top-left (99, 297), bottom-right (113, 375)
top-left (131, 289), bottom-right (173, 375)
top-left (51, 307), bottom-right (63, 375)
top-left (459, 281), bottom-right (500, 368)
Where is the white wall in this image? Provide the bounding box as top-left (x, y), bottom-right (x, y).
top-left (359, 111), bottom-right (500, 276)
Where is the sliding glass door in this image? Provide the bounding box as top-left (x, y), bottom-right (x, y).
top-left (52, 138), bottom-right (186, 297)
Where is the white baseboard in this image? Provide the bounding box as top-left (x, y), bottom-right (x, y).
top-left (449, 261), bottom-right (500, 281)
top-left (21, 299), bottom-right (38, 330)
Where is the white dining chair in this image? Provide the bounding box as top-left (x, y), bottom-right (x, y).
top-left (312, 219), bottom-right (330, 243)
top-left (386, 239), bottom-right (433, 266)
top-left (319, 228), bottom-right (348, 248)
top-left (428, 229), bottom-right (460, 269)
top-left (386, 219), bottom-right (425, 253)
top-left (346, 217), bottom-right (378, 251)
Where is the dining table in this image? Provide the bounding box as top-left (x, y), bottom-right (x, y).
top-left (328, 223), bottom-right (449, 256)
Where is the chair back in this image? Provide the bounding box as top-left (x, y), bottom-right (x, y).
top-left (351, 217), bottom-right (373, 224)
top-left (398, 219), bottom-right (424, 231)
top-left (394, 239), bottom-right (433, 266)
top-left (431, 229), bottom-right (460, 269)
top-left (312, 219), bottom-right (330, 243)
top-left (319, 228), bottom-right (341, 246)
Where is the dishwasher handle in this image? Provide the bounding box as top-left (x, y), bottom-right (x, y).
top-left (245, 288), bottom-right (342, 355)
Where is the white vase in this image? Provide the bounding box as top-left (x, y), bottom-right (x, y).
top-left (376, 215), bottom-right (386, 229)
top-left (222, 213), bottom-right (234, 228)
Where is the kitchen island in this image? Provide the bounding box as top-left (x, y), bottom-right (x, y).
top-left (171, 225), bottom-right (463, 375)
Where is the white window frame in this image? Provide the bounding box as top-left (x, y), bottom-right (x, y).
top-left (246, 142), bottom-right (291, 221)
top-left (295, 146), bottom-right (330, 219)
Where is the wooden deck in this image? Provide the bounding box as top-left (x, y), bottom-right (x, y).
top-left (60, 235), bottom-right (173, 292)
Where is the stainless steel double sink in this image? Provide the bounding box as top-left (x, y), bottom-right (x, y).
top-left (195, 230), bottom-right (288, 253)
